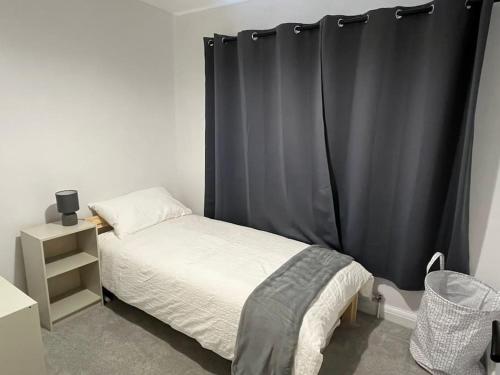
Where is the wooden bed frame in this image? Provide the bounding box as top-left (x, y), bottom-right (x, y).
top-left (84, 215), bottom-right (358, 324)
top-left (85, 215), bottom-right (112, 234)
top-left (341, 294), bottom-right (358, 324)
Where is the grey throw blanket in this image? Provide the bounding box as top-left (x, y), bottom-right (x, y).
top-left (232, 245), bottom-right (353, 375)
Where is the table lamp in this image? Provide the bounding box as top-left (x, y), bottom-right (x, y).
top-left (55, 190), bottom-right (79, 226)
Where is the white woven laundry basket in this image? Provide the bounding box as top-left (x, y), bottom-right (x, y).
top-left (410, 253), bottom-right (500, 375)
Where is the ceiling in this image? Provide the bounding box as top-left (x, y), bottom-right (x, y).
top-left (138, 0), bottom-right (249, 16)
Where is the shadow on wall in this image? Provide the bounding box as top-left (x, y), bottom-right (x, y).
top-left (45, 203), bottom-right (59, 223)
top-left (13, 236), bottom-right (27, 291)
top-left (375, 278), bottom-right (423, 312)
top-left (14, 204), bottom-right (60, 292)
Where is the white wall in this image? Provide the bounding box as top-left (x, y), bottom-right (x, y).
top-left (0, 0), bottom-right (176, 290)
top-left (173, 0), bottom-right (500, 317)
top-left (470, 7), bottom-right (500, 293)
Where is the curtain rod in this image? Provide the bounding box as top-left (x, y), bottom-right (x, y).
top-left (211, 0), bottom-right (497, 45)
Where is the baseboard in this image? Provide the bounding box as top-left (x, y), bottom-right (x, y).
top-left (488, 361), bottom-right (497, 375)
top-left (358, 296), bottom-right (417, 329)
top-left (487, 344), bottom-right (498, 375)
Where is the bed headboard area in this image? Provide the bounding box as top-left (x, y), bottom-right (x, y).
top-left (85, 215), bottom-right (113, 234)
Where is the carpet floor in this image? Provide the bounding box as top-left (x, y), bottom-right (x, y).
top-left (42, 300), bottom-right (427, 375)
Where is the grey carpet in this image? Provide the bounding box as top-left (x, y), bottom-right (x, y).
top-left (42, 300), bottom-right (427, 375)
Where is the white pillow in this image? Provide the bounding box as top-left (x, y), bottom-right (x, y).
top-left (89, 187), bottom-right (191, 238)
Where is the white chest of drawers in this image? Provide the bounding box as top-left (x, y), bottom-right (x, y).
top-left (0, 276), bottom-right (46, 375)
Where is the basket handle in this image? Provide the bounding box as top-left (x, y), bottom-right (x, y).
top-left (426, 252), bottom-right (445, 274)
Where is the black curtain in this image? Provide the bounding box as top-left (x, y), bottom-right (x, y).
top-left (204, 26), bottom-right (341, 248)
top-left (204, 0), bottom-right (494, 290)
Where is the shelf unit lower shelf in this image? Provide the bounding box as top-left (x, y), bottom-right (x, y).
top-left (50, 289), bottom-right (101, 322)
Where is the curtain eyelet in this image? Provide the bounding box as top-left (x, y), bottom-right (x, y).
top-left (395, 4), bottom-right (434, 19)
top-left (294, 25), bottom-right (301, 35)
top-left (221, 37), bottom-right (226, 44)
top-left (465, 0), bottom-right (472, 9)
top-left (365, 14), bottom-right (370, 23)
top-left (208, 39), bottom-right (214, 47)
top-left (251, 32), bottom-right (258, 41)
top-left (337, 18), bottom-right (344, 28)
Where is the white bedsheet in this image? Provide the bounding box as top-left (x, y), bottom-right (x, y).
top-left (99, 214), bottom-right (373, 375)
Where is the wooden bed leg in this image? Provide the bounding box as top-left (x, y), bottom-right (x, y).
top-left (342, 294), bottom-right (358, 325)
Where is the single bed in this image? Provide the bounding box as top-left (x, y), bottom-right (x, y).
top-left (92, 213), bottom-right (373, 375)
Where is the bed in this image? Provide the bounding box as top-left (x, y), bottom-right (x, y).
top-left (89, 212), bottom-right (373, 375)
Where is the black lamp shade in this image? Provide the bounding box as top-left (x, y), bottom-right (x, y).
top-left (55, 190), bottom-right (79, 214)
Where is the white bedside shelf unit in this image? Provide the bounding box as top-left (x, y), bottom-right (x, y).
top-left (21, 220), bottom-right (103, 330)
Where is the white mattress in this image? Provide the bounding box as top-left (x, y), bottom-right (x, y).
top-left (99, 214), bottom-right (373, 375)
